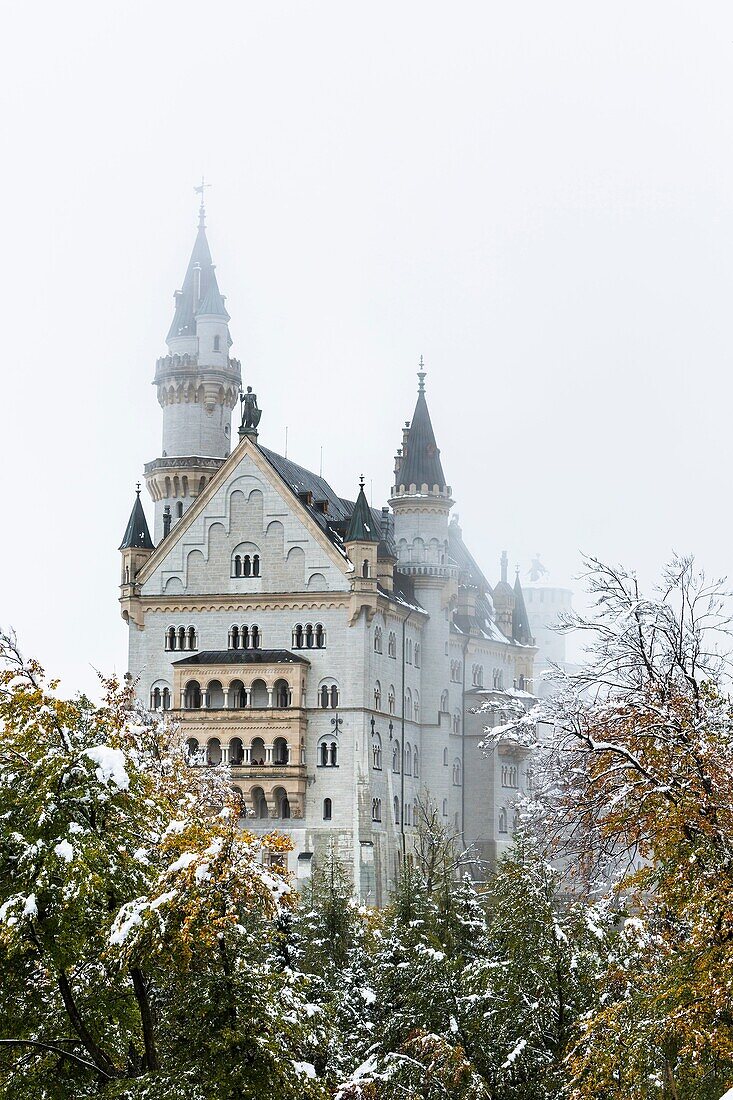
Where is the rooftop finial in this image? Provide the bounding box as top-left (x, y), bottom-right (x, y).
top-left (417, 354), bottom-right (426, 393)
top-left (135, 481), bottom-right (141, 495)
top-left (359, 474), bottom-right (365, 490)
top-left (194, 176), bottom-right (211, 229)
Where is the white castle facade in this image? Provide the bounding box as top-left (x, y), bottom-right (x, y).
top-left (119, 203), bottom-right (538, 903)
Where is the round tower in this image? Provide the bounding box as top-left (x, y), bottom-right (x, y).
top-left (144, 198), bottom-right (241, 541)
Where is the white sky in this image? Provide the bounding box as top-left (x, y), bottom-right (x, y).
top-left (1, 1), bottom-right (731, 697)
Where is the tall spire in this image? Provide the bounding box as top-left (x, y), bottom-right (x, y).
top-left (393, 360), bottom-right (447, 493)
top-left (512, 568), bottom-right (534, 646)
top-left (119, 485), bottom-right (154, 550)
top-left (166, 182), bottom-right (222, 344)
top-left (346, 476), bottom-right (377, 542)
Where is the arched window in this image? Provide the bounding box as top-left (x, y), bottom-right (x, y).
top-left (176, 501), bottom-right (183, 519)
top-left (413, 692), bottom-right (420, 721)
top-left (443, 747), bottom-right (448, 766)
top-left (323, 797), bottom-right (332, 821)
top-left (305, 624), bottom-right (314, 648)
top-left (388, 686), bottom-right (395, 714)
top-left (185, 736), bottom-right (200, 761)
top-left (293, 624), bottom-right (304, 648)
top-left (392, 741), bottom-right (401, 774)
top-left (453, 712), bottom-right (461, 734)
top-left (250, 625), bottom-right (260, 649)
top-left (274, 787), bottom-right (290, 819)
top-left (388, 632), bottom-right (397, 658)
top-left (243, 554), bottom-right (252, 577)
top-left (320, 685), bottom-right (329, 709)
top-left (413, 748), bottom-right (419, 778)
top-left (405, 688), bottom-right (412, 718)
top-left (229, 679), bottom-right (245, 708)
top-left (330, 685), bottom-right (338, 708)
top-left (405, 802), bottom-right (411, 825)
top-left (414, 644), bottom-right (420, 668)
top-left (273, 737), bottom-right (289, 765)
top-left (393, 796), bottom-right (400, 824)
top-left (249, 679), bottom-right (268, 708)
top-left (442, 798), bottom-right (448, 817)
top-left (177, 626), bottom-right (186, 651)
top-left (213, 334), bottom-right (220, 352)
top-left (207, 738), bottom-right (222, 766)
top-left (318, 736), bottom-right (338, 767)
top-left (207, 680), bottom-right (224, 709)
top-left (187, 627), bottom-right (197, 650)
top-left (372, 797), bottom-right (381, 822)
top-left (374, 680), bottom-right (382, 710)
top-left (184, 680), bottom-right (201, 709)
top-left (362, 559), bottom-right (369, 578)
top-left (150, 687), bottom-right (161, 710)
top-left (315, 624), bottom-right (325, 648)
top-left (166, 626), bottom-right (176, 651)
top-left (374, 626), bottom-right (382, 653)
top-left (162, 688), bottom-right (170, 711)
top-left (228, 737), bottom-right (244, 765)
top-left (406, 639), bottom-right (412, 664)
top-left (233, 555), bottom-right (242, 577)
top-left (404, 743), bottom-right (412, 775)
top-left (372, 730), bottom-right (382, 769)
top-left (250, 737), bottom-right (266, 765)
top-left (453, 759), bottom-right (462, 786)
top-left (274, 679), bottom-right (290, 709)
top-left (498, 807), bottom-right (508, 834)
top-left (253, 554), bottom-right (260, 577)
top-left (252, 786), bottom-right (268, 819)
top-left (440, 690), bottom-right (449, 712)
top-left (229, 625), bottom-right (240, 650)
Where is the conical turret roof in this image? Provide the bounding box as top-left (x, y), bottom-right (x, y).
top-left (166, 210), bottom-right (221, 342)
top-left (346, 479), bottom-right (377, 542)
top-left (512, 570), bottom-right (533, 645)
top-left (395, 370), bottom-right (446, 492)
top-left (119, 488), bottom-right (154, 551)
top-left (197, 276), bottom-right (230, 320)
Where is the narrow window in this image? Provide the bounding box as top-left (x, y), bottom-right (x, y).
top-left (319, 742), bottom-right (329, 767)
top-left (253, 554), bottom-right (260, 577)
top-left (362, 559), bottom-right (369, 578)
top-left (330, 742), bottom-right (338, 766)
top-left (243, 555), bottom-right (252, 577)
top-left (320, 686), bottom-right (329, 709)
top-left (187, 627), bottom-right (196, 651)
top-left (293, 624), bottom-right (304, 648)
top-left (213, 334), bottom-right (220, 351)
top-left (241, 625), bottom-right (249, 650)
top-left (251, 625), bottom-right (260, 649)
top-left (162, 688), bottom-right (171, 711)
top-left (176, 501), bottom-right (183, 519)
top-left (330, 685), bottom-right (338, 709)
top-left (178, 626), bottom-right (186, 651)
top-left (323, 797), bottom-right (332, 821)
top-left (305, 624), bottom-right (314, 648)
top-left (315, 624), bottom-right (324, 648)
top-left (234, 555), bottom-right (242, 577)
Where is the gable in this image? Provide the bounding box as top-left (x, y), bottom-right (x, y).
top-left (140, 442), bottom-right (352, 598)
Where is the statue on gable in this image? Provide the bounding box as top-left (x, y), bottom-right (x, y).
top-left (239, 386), bottom-right (262, 435)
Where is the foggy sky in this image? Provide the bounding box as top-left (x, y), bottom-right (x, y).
top-left (2, 1), bottom-right (731, 697)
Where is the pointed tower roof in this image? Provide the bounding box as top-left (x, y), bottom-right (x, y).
top-left (512, 569), bottom-right (533, 645)
top-left (346, 478), bottom-right (378, 542)
top-left (166, 203), bottom-right (220, 342)
top-left (396, 364), bottom-right (447, 492)
top-left (119, 486), bottom-right (154, 550)
top-left (197, 277), bottom-right (230, 320)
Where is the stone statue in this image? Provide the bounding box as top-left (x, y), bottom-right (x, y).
top-left (239, 386), bottom-right (262, 433)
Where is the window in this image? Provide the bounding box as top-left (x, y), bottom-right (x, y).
top-left (320, 683), bottom-right (339, 709)
top-left (228, 624), bottom-right (260, 650)
top-left (371, 797), bottom-right (382, 822)
top-left (413, 799), bottom-right (419, 826)
top-left (293, 623), bottom-right (325, 649)
top-left (440, 690), bottom-right (449, 712)
top-left (228, 737), bottom-right (244, 765)
top-left (184, 680), bottom-right (202, 709)
top-left (405, 802), bottom-right (411, 825)
top-left (452, 758), bottom-right (462, 786)
top-left (414, 643), bottom-right (420, 668)
top-left (374, 680), bottom-right (382, 710)
top-left (274, 679), bottom-right (290, 709)
top-left (232, 548), bottom-right (261, 578)
top-left (406, 639), bottom-right (412, 664)
top-left (498, 807), bottom-right (508, 834)
top-left (388, 686), bottom-right (395, 714)
top-left (323, 797), bottom-right (332, 821)
top-left (150, 687), bottom-right (161, 710)
top-left (372, 730), bottom-right (382, 770)
top-left (176, 501), bottom-right (183, 519)
top-left (318, 737), bottom-right (338, 767)
top-left (404, 743), bottom-right (412, 775)
top-left (362, 558), bottom-right (370, 578)
top-left (166, 625), bottom-right (197, 651)
top-left (393, 796), bottom-right (400, 825)
top-left (413, 692), bottom-right (420, 721)
top-left (453, 712), bottom-right (461, 734)
top-left (388, 632), bottom-right (397, 658)
top-left (413, 748), bottom-right (419, 778)
top-left (442, 798), bottom-right (448, 817)
top-left (443, 747), bottom-right (448, 766)
top-left (213, 334), bottom-right (220, 351)
top-left (374, 626), bottom-right (383, 653)
top-left (392, 741), bottom-right (401, 774)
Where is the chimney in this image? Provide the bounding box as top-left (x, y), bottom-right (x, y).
top-left (163, 506), bottom-right (171, 539)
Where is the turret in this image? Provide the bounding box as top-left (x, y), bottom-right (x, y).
top-left (345, 477), bottom-right (379, 622)
top-left (144, 194), bottom-right (242, 540)
top-left (119, 485), bottom-right (154, 627)
top-left (493, 551), bottom-right (516, 639)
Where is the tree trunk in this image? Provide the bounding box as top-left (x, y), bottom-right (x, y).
top-left (130, 967), bottom-right (159, 1072)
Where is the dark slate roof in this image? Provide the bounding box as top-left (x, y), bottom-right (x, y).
top-left (448, 521), bottom-right (492, 594)
top-left (346, 481), bottom-right (378, 542)
top-left (259, 446), bottom-right (397, 558)
top-left (172, 650), bottom-right (310, 666)
top-left (197, 279), bottom-right (230, 320)
top-left (512, 572), bottom-right (534, 646)
top-left (166, 220), bottom-right (224, 343)
top-left (119, 491), bottom-right (154, 550)
top-left (395, 382), bottom-right (446, 491)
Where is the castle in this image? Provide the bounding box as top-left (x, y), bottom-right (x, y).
top-left (119, 200), bottom-right (537, 903)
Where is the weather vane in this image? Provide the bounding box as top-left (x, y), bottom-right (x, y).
top-left (194, 177), bottom-right (211, 225)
